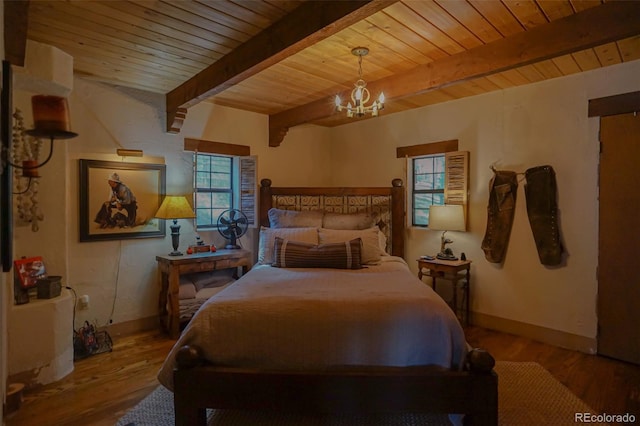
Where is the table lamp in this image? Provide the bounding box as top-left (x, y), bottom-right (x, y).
top-left (429, 204), bottom-right (466, 260)
top-left (154, 196), bottom-right (196, 256)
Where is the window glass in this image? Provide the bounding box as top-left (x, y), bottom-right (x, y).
top-left (194, 154), bottom-right (233, 229)
top-left (412, 154), bottom-right (445, 227)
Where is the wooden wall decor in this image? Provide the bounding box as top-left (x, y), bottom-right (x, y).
top-left (588, 91), bottom-right (640, 117)
top-left (1, 60), bottom-right (14, 271)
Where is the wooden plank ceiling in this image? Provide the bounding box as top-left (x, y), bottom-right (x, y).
top-left (17, 0), bottom-right (640, 146)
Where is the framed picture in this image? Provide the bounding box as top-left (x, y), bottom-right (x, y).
top-left (79, 159), bottom-right (166, 242)
top-left (14, 256), bottom-right (46, 289)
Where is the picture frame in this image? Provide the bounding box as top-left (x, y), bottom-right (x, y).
top-left (14, 256), bottom-right (46, 289)
top-left (79, 159), bottom-right (166, 242)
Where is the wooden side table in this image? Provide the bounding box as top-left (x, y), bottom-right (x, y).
top-left (156, 249), bottom-right (251, 338)
top-left (417, 258), bottom-right (472, 326)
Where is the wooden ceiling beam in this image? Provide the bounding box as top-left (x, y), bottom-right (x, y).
top-left (269, 1), bottom-right (640, 147)
top-left (165, 0), bottom-right (398, 133)
top-left (4, 0), bottom-right (30, 66)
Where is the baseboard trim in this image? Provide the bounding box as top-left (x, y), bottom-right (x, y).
top-left (103, 316), bottom-right (159, 338)
top-left (471, 311), bottom-right (597, 354)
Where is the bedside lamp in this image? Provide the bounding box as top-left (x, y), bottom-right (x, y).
top-left (154, 196), bottom-right (196, 256)
top-left (429, 204), bottom-right (466, 260)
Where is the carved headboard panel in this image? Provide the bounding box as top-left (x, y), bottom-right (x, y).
top-left (259, 179), bottom-right (405, 258)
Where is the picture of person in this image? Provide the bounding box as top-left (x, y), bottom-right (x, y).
top-left (94, 172), bottom-right (138, 228)
top-left (79, 159), bottom-right (165, 242)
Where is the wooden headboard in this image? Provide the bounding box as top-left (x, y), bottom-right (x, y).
top-left (259, 179), bottom-right (405, 258)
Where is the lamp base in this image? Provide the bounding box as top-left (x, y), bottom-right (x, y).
top-left (438, 230), bottom-right (458, 260)
top-left (436, 251), bottom-right (458, 261)
top-left (167, 220), bottom-right (183, 256)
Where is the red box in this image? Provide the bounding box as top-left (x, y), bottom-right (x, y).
top-left (189, 244), bottom-right (211, 253)
top-left (14, 257), bottom-right (46, 289)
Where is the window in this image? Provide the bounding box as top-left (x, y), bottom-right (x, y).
top-left (412, 154), bottom-right (445, 226)
top-left (195, 154), bottom-right (233, 229)
top-left (194, 154), bottom-right (257, 230)
top-left (408, 150), bottom-right (469, 228)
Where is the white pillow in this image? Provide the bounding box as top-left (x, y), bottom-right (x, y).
top-left (258, 227), bottom-right (319, 265)
top-left (178, 282), bottom-right (197, 300)
top-left (318, 227), bottom-right (384, 265)
top-left (378, 230), bottom-right (389, 255)
top-left (268, 208), bottom-right (323, 228)
top-left (322, 212), bottom-right (378, 230)
top-left (187, 269), bottom-right (235, 291)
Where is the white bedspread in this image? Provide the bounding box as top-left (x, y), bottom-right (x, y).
top-left (158, 256), bottom-right (467, 391)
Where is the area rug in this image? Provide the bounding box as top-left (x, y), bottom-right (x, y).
top-left (117, 362), bottom-right (607, 425)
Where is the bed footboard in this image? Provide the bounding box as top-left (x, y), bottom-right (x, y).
top-left (173, 345), bottom-right (498, 426)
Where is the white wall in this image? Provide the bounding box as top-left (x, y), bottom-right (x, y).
top-left (12, 78), bottom-right (332, 330)
top-left (9, 41), bottom-right (639, 351)
top-left (327, 59), bottom-right (640, 346)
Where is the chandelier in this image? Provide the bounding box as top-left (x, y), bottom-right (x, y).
top-left (335, 47), bottom-right (385, 118)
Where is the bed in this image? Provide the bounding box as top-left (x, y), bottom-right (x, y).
top-left (158, 179), bottom-right (497, 425)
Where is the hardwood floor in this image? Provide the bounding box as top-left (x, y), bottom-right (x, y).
top-left (5, 329), bottom-right (176, 426)
top-left (465, 326), bottom-right (640, 419)
top-left (5, 326), bottom-right (640, 425)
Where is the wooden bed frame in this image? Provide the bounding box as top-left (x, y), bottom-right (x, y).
top-left (173, 179), bottom-right (498, 425)
top-left (258, 178), bottom-right (406, 258)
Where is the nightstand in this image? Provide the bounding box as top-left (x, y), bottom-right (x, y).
top-left (417, 258), bottom-right (472, 326)
top-left (156, 249), bottom-right (251, 338)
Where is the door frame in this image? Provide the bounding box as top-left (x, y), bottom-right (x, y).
top-left (588, 90), bottom-right (640, 360)
top-left (589, 91), bottom-right (640, 118)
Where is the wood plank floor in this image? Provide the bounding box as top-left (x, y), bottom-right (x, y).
top-left (5, 326), bottom-right (640, 425)
top-left (5, 329), bottom-right (176, 426)
top-left (465, 326), bottom-right (640, 419)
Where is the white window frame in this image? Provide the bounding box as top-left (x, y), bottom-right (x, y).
top-left (194, 153), bottom-right (256, 231)
top-left (410, 154), bottom-right (446, 227)
top-left (407, 150), bottom-right (469, 228)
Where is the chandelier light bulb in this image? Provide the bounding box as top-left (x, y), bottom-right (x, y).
top-left (334, 47), bottom-right (385, 119)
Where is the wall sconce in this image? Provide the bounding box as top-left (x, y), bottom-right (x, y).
top-left (7, 96), bottom-right (78, 232)
top-left (10, 96), bottom-right (77, 171)
top-left (429, 204), bottom-right (466, 260)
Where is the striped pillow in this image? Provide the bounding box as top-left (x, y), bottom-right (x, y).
top-left (272, 237), bottom-right (363, 269)
top-left (318, 227), bottom-right (384, 264)
top-left (258, 227), bottom-right (319, 265)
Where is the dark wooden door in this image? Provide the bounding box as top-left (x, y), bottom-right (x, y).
top-left (598, 112), bottom-right (640, 364)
